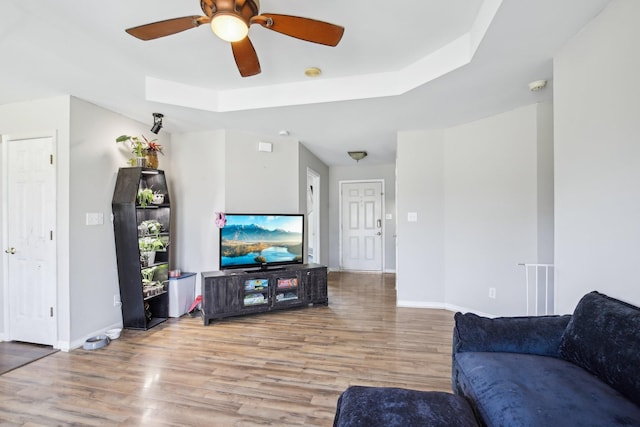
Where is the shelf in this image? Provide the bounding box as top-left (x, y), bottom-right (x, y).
top-left (113, 167), bottom-right (171, 330)
top-left (143, 289), bottom-right (167, 301)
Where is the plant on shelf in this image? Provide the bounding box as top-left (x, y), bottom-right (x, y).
top-left (139, 236), bottom-right (167, 252)
top-left (141, 266), bottom-right (157, 285)
top-left (139, 235), bottom-right (167, 267)
top-left (138, 219), bottom-right (163, 237)
top-left (145, 140), bottom-right (164, 169)
top-left (116, 134), bottom-right (163, 167)
top-left (137, 188), bottom-right (154, 207)
top-left (141, 266), bottom-right (166, 297)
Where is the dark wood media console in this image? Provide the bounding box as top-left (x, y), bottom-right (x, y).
top-left (201, 263), bottom-right (328, 325)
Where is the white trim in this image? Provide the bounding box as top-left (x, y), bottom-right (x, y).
top-left (58, 321), bottom-right (123, 352)
top-left (306, 167), bottom-right (321, 265)
top-left (338, 179), bottom-right (386, 272)
top-left (397, 300), bottom-right (495, 318)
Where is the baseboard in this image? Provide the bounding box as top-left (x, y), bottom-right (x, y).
top-left (58, 321), bottom-right (124, 352)
top-left (396, 300), bottom-right (495, 318)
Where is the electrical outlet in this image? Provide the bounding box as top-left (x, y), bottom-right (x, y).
top-left (489, 288), bottom-right (496, 299)
top-left (113, 294), bottom-right (121, 307)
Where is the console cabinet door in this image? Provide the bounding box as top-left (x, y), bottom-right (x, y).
top-left (272, 274), bottom-right (304, 308)
top-left (304, 267), bottom-right (328, 305)
top-left (204, 276), bottom-right (241, 316)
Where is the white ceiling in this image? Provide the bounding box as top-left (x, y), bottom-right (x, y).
top-left (0, 0), bottom-right (611, 166)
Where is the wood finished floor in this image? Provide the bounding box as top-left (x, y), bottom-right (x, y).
top-left (0, 272), bottom-right (455, 426)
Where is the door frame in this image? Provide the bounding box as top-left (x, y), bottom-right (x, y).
top-left (1, 131), bottom-right (59, 344)
top-left (306, 168), bottom-right (321, 264)
top-left (338, 179), bottom-right (385, 272)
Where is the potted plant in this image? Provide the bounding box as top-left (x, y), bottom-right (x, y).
top-left (139, 235), bottom-right (168, 267)
top-left (137, 188), bottom-right (154, 207)
top-left (138, 219), bottom-right (163, 237)
top-left (145, 141), bottom-right (164, 169)
top-left (116, 134), bottom-right (162, 167)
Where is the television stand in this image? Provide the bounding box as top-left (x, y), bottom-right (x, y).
top-left (201, 263), bottom-right (328, 325)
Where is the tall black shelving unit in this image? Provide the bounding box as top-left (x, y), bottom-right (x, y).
top-left (112, 167), bottom-right (171, 330)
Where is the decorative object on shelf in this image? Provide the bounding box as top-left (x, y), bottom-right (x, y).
top-left (152, 192), bottom-right (165, 205)
top-left (115, 134), bottom-right (164, 168)
top-left (137, 188), bottom-right (154, 207)
top-left (145, 140), bottom-right (164, 169)
top-left (215, 211), bottom-right (226, 228)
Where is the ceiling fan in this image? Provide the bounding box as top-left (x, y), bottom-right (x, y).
top-left (125, 0), bottom-right (345, 77)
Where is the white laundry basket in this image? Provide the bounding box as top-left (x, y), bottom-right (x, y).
top-left (168, 272), bottom-right (196, 318)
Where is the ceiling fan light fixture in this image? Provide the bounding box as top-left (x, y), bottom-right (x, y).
top-left (211, 13), bottom-right (248, 42)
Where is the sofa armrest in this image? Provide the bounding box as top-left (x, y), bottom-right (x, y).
top-left (453, 312), bottom-right (571, 358)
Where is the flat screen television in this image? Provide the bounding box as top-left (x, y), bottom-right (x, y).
top-left (219, 213), bottom-right (304, 270)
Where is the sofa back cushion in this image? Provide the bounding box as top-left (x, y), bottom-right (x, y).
top-left (454, 312), bottom-right (571, 357)
top-left (559, 291), bottom-right (640, 407)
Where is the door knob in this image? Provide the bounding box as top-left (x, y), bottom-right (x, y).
top-left (4, 247), bottom-right (16, 254)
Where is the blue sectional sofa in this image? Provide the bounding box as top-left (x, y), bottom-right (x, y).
top-left (452, 291), bottom-right (640, 426)
top-left (334, 291), bottom-right (640, 426)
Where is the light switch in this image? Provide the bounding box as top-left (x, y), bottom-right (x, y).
top-left (407, 212), bottom-right (418, 222)
top-left (86, 213), bottom-right (104, 226)
top-left (258, 141), bottom-right (273, 152)
top-left (385, 213), bottom-right (392, 220)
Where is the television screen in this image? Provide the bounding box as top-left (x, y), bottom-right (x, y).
top-left (220, 214), bottom-right (304, 270)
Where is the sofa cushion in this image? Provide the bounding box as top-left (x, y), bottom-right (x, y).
top-left (454, 312), bottom-right (571, 357)
top-left (333, 386), bottom-right (478, 427)
top-left (454, 352), bottom-right (640, 427)
top-left (559, 291), bottom-right (640, 407)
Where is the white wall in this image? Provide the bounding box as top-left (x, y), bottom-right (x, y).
top-left (170, 130), bottom-right (226, 294)
top-left (68, 97), bottom-right (171, 348)
top-left (396, 131), bottom-right (445, 303)
top-left (299, 144), bottom-right (330, 266)
top-left (225, 131), bottom-right (299, 213)
top-left (554, 0), bottom-right (640, 313)
top-left (328, 163), bottom-right (397, 272)
top-left (397, 104), bottom-right (554, 316)
top-left (169, 130), bottom-right (318, 294)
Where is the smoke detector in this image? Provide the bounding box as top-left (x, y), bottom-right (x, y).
top-left (528, 80), bottom-right (547, 92)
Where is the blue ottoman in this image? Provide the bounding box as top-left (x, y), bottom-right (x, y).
top-left (333, 386), bottom-right (478, 427)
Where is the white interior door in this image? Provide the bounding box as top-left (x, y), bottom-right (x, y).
top-left (4, 136), bottom-right (57, 345)
top-left (340, 181), bottom-right (383, 271)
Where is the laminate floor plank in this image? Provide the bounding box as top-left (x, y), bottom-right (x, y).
top-left (0, 272), bottom-right (455, 426)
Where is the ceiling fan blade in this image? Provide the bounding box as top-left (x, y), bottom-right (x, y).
top-left (126, 16), bottom-right (209, 41)
top-left (231, 38), bottom-right (261, 77)
top-left (254, 14), bottom-right (344, 46)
